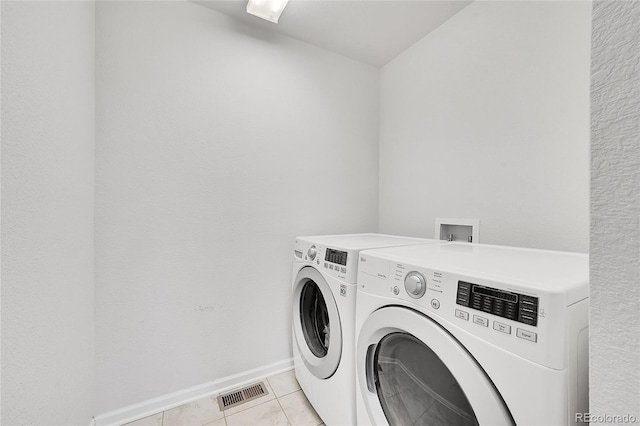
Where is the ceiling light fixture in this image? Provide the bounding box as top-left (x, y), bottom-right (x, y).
top-left (246, 0), bottom-right (289, 24)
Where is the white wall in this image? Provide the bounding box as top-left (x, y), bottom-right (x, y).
top-left (94, 1), bottom-right (378, 414)
top-left (378, 1), bottom-right (591, 252)
top-left (590, 0), bottom-right (640, 419)
top-left (0, 1), bottom-right (95, 424)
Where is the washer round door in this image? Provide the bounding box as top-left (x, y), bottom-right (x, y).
top-left (292, 266), bottom-right (342, 379)
top-left (357, 306), bottom-right (514, 426)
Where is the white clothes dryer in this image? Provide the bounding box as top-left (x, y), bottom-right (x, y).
top-left (292, 234), bottom-right (440, 426)
top-left (355, 242), bottom-right (589, 426)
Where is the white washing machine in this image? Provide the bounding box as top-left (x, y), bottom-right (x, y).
top-left (292, 234), bottom-right (440, 426)
top-left (355, 242), bottom-right (589, 426)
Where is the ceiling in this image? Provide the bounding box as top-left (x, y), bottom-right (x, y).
top-left (192, 0), bottom-right (472, 67)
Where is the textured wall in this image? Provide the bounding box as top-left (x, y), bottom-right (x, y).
top-left (94, 1), bottom-right (378, 414)
top-left (0, 1), bottom-right (95, 424)
top-left (378, 1), bottom-right (591, 252)
top-left (590, 0), bottom-right (640, 419)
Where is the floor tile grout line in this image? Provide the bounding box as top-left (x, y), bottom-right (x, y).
top-left (278, 389), bottom-right (325, 426)
top-left (274, 392), bottom-right (293, 426)
top-left (273, 386), bottom-right (302, 399)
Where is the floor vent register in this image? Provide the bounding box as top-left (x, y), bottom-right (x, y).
top-left (217, 381), bottom-right (269, 410)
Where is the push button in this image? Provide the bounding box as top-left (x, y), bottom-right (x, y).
top-left (493, 321), bottom-right (511, 334)
top-left (455, 309), bottom-right (469, 321)
top-left (516, 328), bottom-right (538, 342)
top-left (473, 315), bottom-right (489, 327)
top-left (431, 299), bottom-right (440, 310)
top-left (340, 267), bottom-right (347, 273)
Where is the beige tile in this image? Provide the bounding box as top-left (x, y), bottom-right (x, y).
top-left (163, 395), bottom-right (224, 426)
top-left (123, 412), bottom-right (163, 426)
top-left (278, 390), bottom-right (323, 426)
top-left (225, 400), bottom-right (288, 426)
top-left (204, 419), bottom-right (226, 426)
top-left (267, 370), bottom-right (301, 398)
top-left (223, 380), bottom-right (276, 416)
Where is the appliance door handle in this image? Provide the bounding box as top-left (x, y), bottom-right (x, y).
top-left (366, 344), bottom-right (377, 393)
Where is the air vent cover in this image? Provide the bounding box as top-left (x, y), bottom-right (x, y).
top-left (217, 381), bottom-right (268, 410)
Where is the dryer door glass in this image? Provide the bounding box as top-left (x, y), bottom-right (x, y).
top-left (300, 280), bottom-right (330, 358)
top-left (374, 332), bottom-right (478, 426)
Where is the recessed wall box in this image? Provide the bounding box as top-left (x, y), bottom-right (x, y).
top-left (435, 218), bottom-right (479, 243)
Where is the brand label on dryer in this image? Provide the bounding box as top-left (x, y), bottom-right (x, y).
top-left (359, 256), bottom-right (391, 283)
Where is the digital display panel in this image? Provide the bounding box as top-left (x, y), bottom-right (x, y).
top-left (472, 285), bottom-right (518, 303)
top-left (325, 248), bottom-right (348, 266)
top-left (456, 281), bottom-right (539, 326)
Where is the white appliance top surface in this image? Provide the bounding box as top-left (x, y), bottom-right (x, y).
top-left (363, 242), bottom-right (589, 293)
top-left (298, 233), bottom-right (438, 250)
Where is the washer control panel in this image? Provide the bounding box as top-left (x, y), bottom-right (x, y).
top-left (307, 245), bottom-right (317, 261)
top-left (294, 239), bottom-right (357, 283)
top-left (325, 248), bottom-right (348, 266)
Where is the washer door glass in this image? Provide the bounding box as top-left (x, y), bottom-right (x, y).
top-left (300, 280), bottom-right (330, 358)
top-left (374, 332), bottom-right (478, 426)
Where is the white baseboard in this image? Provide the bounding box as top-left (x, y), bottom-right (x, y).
top-left (94, 358), bottom-right (294, 426)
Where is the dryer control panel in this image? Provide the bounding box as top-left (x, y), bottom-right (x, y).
top-left (357, 254), bottom-right (568, 369)
top-left (456, 281), bottom-right (539, 327)
top-left (356, 243), bottom-right (588, 370)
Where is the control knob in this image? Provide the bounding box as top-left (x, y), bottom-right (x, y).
top-left (307, 245), bottom-right (317, 261)
top-left (404, 272), bottom-right (427, 298)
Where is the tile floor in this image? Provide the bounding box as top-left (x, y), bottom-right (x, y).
top-left (123, 370), bottom-right (324, 426)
